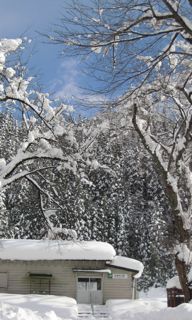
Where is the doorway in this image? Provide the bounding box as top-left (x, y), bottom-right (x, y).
top-left (77, 277), bottom-right (103, 304)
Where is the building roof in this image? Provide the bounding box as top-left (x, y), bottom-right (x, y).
top-left (0, 239), bottom-right (144, 277)
top-left (0, 239), bottom-right (115, 261)
top-left (107, 256), bottom-right (144, 278)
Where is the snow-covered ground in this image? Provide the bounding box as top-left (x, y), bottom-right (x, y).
top-left (0, 294), bottom-right (77, 320)
top-left (107, 300), bottom-right (192, 320)
top-left (107, 298), bottom-right (192, 320)
top-left (139, 286), bottom-right (167, 301)
top-left (106, 287), bottom-right (192, 320)
top-left (0, 289), bottom-right (192, 319)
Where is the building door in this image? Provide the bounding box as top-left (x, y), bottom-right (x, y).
top-left (77, 277), bottom-right (103, 304)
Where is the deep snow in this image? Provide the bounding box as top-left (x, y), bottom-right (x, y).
top-left (106, 299), bottom-right (192, 320)
top-left (106, 287), bottom-right (192, 320)
top-left (0, 288), bottom-right (192, 319)
top-left (0, 239), bottom-right (115, 261)
top-left (0, 294), bottom-right (77, 320)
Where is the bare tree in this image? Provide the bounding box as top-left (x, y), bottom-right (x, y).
top-left (50, 0), bottom-right (192, 300)
top-left (50, 0), bottom-right (192, 96)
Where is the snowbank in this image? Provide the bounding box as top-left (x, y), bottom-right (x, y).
top-left (0, 303), bottom-right (63, 320)
top-left (0, 294), bottom-right (77, 320)
top-left (106, 299), bottom-right (192, 320)
top-left (139, 286), bottom-right (167, 300)
top-left (107, 256), bottom-right (144, 277)
top-left (0, 239), bottom-right (116, 261)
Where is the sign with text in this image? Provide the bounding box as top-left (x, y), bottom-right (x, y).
top-left (112, 274), bottom-right (128, 279)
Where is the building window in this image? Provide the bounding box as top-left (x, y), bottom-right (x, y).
top-left (29, 274), bottom-right (52, 295)
top-left (0, 273), bottom-right (8, 288)
top-left (78, 277), bottom-right (102, 291)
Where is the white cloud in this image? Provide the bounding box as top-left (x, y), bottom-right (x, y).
top-left (51, 58), bottom-right (106, 109)
top-left (53, 58), bottom-right (81, 99)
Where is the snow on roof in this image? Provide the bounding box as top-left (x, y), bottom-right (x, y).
top-left (0, 239), bottom-right (116, 261)
top-left (166, 276), bottom-right (182, 289)
top-left (107, 256), bottom-right (144, 278)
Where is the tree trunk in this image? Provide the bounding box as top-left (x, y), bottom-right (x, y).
top-left (166, 186), bottom-right (191, 302)
top-left (132, 105), bottom-right (191, 302)
top-left (175, 255), bottom-right (191, 302)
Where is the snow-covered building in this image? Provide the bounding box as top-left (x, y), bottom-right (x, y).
top-left (0, 239), bottom-right (143, 304)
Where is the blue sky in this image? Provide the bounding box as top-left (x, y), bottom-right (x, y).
top-left (0, 0), bottom-right (84, 104)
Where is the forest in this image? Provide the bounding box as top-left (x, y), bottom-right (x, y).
top-left (0, 109), bottom-right (173, 290)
